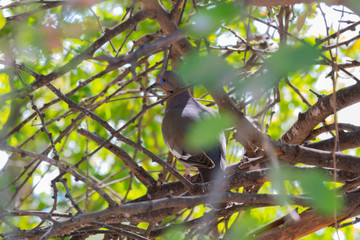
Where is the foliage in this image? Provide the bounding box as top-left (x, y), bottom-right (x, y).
top-left (1, 0), bottom-right (360, 239)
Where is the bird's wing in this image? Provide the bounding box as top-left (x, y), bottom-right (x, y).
top-left (187, 100), bottom-right (227, 170)
top-left (180, 152), bottom-right (215, 169)
top-left (162, 108), bottom-right (187, 159)
top-left (162, 106), bottom-right (216, 169)
top-left (162, 99), bottom-right (226, 171)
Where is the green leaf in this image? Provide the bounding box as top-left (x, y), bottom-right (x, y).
top-left (179, 53), bottom-right (236, 89)
top-left (229, 210), bottom-right (259, 240)
top-left (297, 170), bottom-right (343, 216)
top-left (187, 2), bottom-right (243, 37)
top-left (235, 44), bottom-right (320, 96)
top-left (162, 226), bottom-right (186, 240)
top-left (185, 112), bottom-right (234, 151)
top-left (268, 44), bottom-right (320, 76)
top-left (281, 168), bottom-right (344, 216)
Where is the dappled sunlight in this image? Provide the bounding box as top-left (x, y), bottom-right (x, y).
top-left (1, 0), bottom-right (360, 239)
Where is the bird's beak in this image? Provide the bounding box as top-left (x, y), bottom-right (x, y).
top-left (145, 82), bottom-right (160, 92)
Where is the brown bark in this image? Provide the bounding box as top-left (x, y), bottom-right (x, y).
top-left (280, 83), bottom-right (360, 144)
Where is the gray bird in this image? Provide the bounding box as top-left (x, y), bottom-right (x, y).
top-left (147, 70), bottom-right (226, 184)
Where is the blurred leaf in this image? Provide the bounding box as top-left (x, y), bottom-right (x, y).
top-left (179, 53), bottom-right (236, 89)
top-left (62, 22), bottom-right (84, 38)
top-left (185, 112), bottom-right (234, 151)
top-left (270, 167), bottom-right (290, 206)
top-left (235, 44), bottom-right (320, 96)
top-left (297, 170), bottom-right (344, 216)
top-left (347, 0), bottom-right (360, 15)
top-left (268, 44), bottom-right (320, 76)
top-left (348, 39), bottom-right (360, 57)
top-left (0, 1), bottom-right (356, 238)
top-left (0, 11), bottom-right (6, 31)
top-left (0, 73), bottom-right (10, 94)
top-left (188, 2), bottom-right (242, 37)
top-left (282, 168), bottom-right (344, 216)
top-left (296, 12), bottom-right (307, 32)
top-left (162, 226), bottom-right (186, 240)
top-left (229, 211), bottom-right (259, 240)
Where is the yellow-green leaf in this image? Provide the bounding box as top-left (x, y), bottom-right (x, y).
top-left (0, 11), bottom-right (6, 31)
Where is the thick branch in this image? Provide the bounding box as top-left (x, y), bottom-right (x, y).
top-left (256, 192), bottom-right (360, 240)
top-left (305, 127), bottom-right (360, 151)
top-left (276, 141), bottom-right (360, 173)
top-left (135, 167), bottom-right (358, 203)
top-left (280, 83), bottom-right (360, 144)
top-left (139, 0), bottom-right (193, 55)
top-left (22, 192), bottom-right (309, 239)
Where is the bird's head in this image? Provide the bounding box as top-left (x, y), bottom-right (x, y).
top-left (146, 70), bottom-right (186, 95)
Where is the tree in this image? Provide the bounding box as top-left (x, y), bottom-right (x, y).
top-left (1, 0), bottom-right (360, 239)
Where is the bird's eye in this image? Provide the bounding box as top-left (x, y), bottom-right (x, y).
top-left (161, 77), bottom-right (168, 84)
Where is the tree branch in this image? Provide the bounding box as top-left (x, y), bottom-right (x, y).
top-left (280, 83), bottom-right (360, 144)
top-left (13, 192), bottom-right (310, 239)
top-left (256, 192), bottom-right (360, 239)
top-left (0, 10), bottom-right (151, 102)
top-left (77, 128), bottom-right (157, 188)
top-left (305, 127), bottom-right (360, 151)
top-left (0, 145), bottom-right (117, 207)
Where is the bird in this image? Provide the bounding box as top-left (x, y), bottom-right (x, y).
top-left (146, 70), bottom-right (227, 186)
